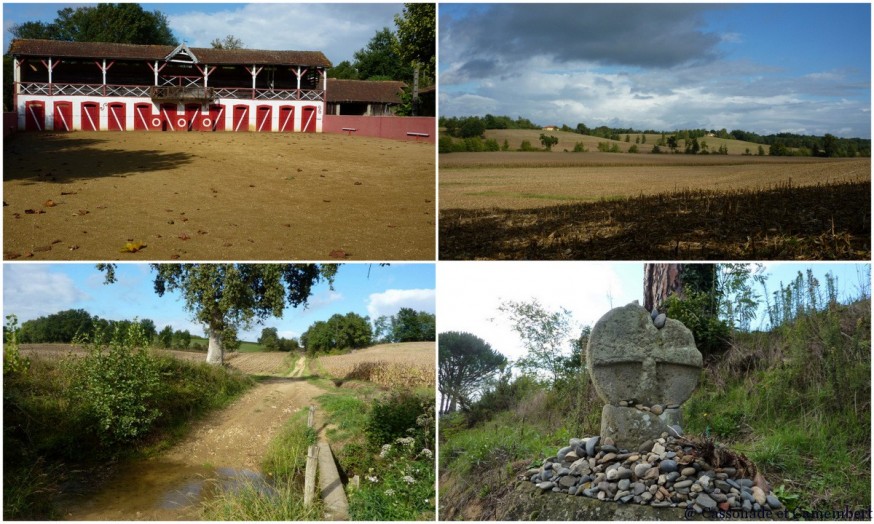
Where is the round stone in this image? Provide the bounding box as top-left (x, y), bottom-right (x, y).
top-left (537, 481), bottom-right (555, 490)
top-left (766, 494), bottom-right (782, 509)
top-left (633, 463), bottom-right (652, 478)
top-left (585, 436), bottom-right (600, 457)
top-left (618, 479), bottom-right (631, 491)
top-left (659, 460), bottom-right (678, 473)
top-left (696, 493), bottom-right (717, 510)
top-left (681, 467), bottom-right (697, 477)
top-left (651, 404), bottom-right (664, 415)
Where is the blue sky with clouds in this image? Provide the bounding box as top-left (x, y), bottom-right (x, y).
top-left (438, 262), bottom-right (870, 363)
top-left (3, 263), bottom-right (435, 341)
top-left (3, 3), bottom-right (404, 65)
top-left (439, 3), bottom-right (871, 138)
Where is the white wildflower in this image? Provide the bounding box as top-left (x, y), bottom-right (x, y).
top-left (396, 436), bottom-right (415, 447)
top-left (402, 475), bottom-right (415, 484)
top-left (366, 475), bottom-right (379, 483)
top-left (380, 444), bottom-right (392, 458)
top-left (420, 448), bottom-right (433, 459)
top-left (384, 488), bottom-right (395, 496)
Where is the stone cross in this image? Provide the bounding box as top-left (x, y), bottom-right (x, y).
top-left (586, 301), bottom-right (703, 449)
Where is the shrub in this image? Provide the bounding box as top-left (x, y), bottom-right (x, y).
top-left (365, 391), bottom-right (431, 448)
top-left (573, 142), bottom-right (587, 153)
top-left (438, 136), bottom-right (454, 153)
top-left (519, 140), bottom-right (536, 152)
top-left (72, 322), bottom-right (162, 445)
top-left (4, 315), bottom-right (30, 376)
top-left (484, 138), bottom-right (500, 152)
top-left (628, 144), bottom-right (639, 153)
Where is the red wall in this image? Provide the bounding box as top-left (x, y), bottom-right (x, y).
top-left (4, 112), bottom-right (18, 138)
top-left (323, 115), bottom-right (435, 143)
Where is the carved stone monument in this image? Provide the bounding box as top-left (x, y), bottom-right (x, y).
top-left (586, 301), bottom-right (703, 450)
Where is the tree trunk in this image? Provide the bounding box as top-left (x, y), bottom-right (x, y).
top-left (644, 264), bottom-right (684, 313)
top-left (206, 324), bottom-right (224, 365)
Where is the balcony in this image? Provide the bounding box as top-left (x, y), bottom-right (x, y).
top-left (17, 82), bottom-right (326, 102)
top-left (150, 85), bottom-right (215, 102)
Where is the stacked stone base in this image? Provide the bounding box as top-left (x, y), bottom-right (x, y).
top-left (523, 434), bottom-right (784, 516)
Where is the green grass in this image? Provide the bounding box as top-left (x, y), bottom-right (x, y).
top-left (201, 410), bottom-right (320, 520)
top-left (189, 336), bottom-right (266, 353)
top-left (317, 388), bottom-right (436, 520)
top-left (3, 349), bottom-right (254, 519)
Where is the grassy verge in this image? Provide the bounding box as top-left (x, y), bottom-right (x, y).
top-left (3, 326), bottom-right (254, 520)
top-left (318, 385), bottom-right (436, 520)
top-left (201, 410), bottom-right (322, 520)
top-left (683, 301), bottom-right (870, 511)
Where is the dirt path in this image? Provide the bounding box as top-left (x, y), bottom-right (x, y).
top-left (62, 357), bottom-right (327, 520)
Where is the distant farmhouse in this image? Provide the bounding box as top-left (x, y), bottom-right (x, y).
top-left (327, 79), bottom-right (406, 116)
top-left (542, 125), bottom-right (559, 131)
top-left (10, 38), bottom-right (332, 132)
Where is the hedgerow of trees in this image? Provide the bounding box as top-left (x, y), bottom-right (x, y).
top-left (438, 114), bottom-right (870, 157)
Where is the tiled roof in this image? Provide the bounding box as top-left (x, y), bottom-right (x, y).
top-left (9, 39), bottom-right (332, 67)
top-left (326, 79), bottom-right (406, 103)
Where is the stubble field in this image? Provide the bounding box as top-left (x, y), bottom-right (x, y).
top-left (4, 131), bottom-right (435, 261)
top-left (439, 153), bottom-right (870, 260)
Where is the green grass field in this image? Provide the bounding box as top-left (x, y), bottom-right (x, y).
top-left (189, 336), bottom-right (266, 353)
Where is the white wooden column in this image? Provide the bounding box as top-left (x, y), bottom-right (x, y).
top-left (154, 60), bottom-right (159, 85)
top-left (48, 58), bottom-right (53, 84)
top-left (296, 66), bottom-right (302, 90)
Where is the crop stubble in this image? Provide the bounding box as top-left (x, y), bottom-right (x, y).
top-left (439, 154), bottom-right (870, 260)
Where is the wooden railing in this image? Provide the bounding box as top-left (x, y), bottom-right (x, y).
top-left (17, 82), bottom-right (325, 102)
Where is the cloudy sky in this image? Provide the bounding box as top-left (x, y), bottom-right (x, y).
top-left (438, 262), bottom-right (870, 364)
top-left (440, 3), bottom-right (871, 138)
top-left (3, 3), bottom-right (404, 65)
top-left (3, 263), bottom-right (435, 342)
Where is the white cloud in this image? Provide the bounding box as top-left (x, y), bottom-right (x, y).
top-left (304, 290), bottom-right (344, 312)
top-left (168, 4), bottom-right (402, 65)
top-left (3, 265), bottom-right (90, 321)
top-left (367, 288), bottom-right (436, 319)
top-left (437, 262), bottom-right (636, 363)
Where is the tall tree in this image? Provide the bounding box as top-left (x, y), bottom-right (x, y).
top-left (393, 3), bottom-right (435, 83)
top-left (99, 264), bottom-right (336, 364)
top-left (643, 264), bottom-right (684, 313)
top-left (353, 27), bottom-right (412, 81)
top-left (438, 331), bottom-right (507, 414)
top-left (497, 299), bottom-right (576, 384)
top-left (210, 34), bottom-right (244, 50)
top-left (11, 4), bottom-right (177, 45)
top-left (327, 60), bottom-right (359, 79)
top-left (258, 327), bottom-right (280, 350)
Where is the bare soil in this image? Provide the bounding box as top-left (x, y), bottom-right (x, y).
top-left (4, 131), bottom-right (435, 261)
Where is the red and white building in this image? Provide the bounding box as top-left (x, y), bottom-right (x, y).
top-left (10, 39), bottom-right (332, 133)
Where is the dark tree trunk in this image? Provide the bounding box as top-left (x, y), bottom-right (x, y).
top-left (644, 264), bottom-right (685, 313)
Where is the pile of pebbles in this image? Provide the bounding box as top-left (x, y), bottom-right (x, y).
top-left (522, 434), bottom-right (783, 515)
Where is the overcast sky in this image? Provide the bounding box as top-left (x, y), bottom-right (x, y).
top-left (3, 3), bottom-right (404, 66)
top-left (437, 262), bottom-right (870, 364)
top-left (3, 263), bottom-right (435, 342)
top-left (440, 3), bottom-right (871, 138)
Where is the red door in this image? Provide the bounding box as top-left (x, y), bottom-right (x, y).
top-left (256, 106), bottom-right (272, 132)
top-left (53, 102), bottom-right (72, 132)
top-left (184, 104), bottom-right (200, 131)
top-left (25, 101), bottom-right (45, 131)
top-left (233, 105), bottom-right (248, 132)
top-left (206, 105), bottom-right (225, 132)
top-left (301, 106), bottom-right (317, 133)
top-left (160, 103), bottom-right (178, 131)
top-left (107, 103), bottom-right (126, 131)
top-left (134, 103), bottom-right (154, 131)
top-left (81, 102), bottom-right (99, 131)
top-left (278, 106), bottom-right (294, 132)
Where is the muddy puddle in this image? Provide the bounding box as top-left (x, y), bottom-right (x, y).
top-left (61, 460), bottom-right (274, 520)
